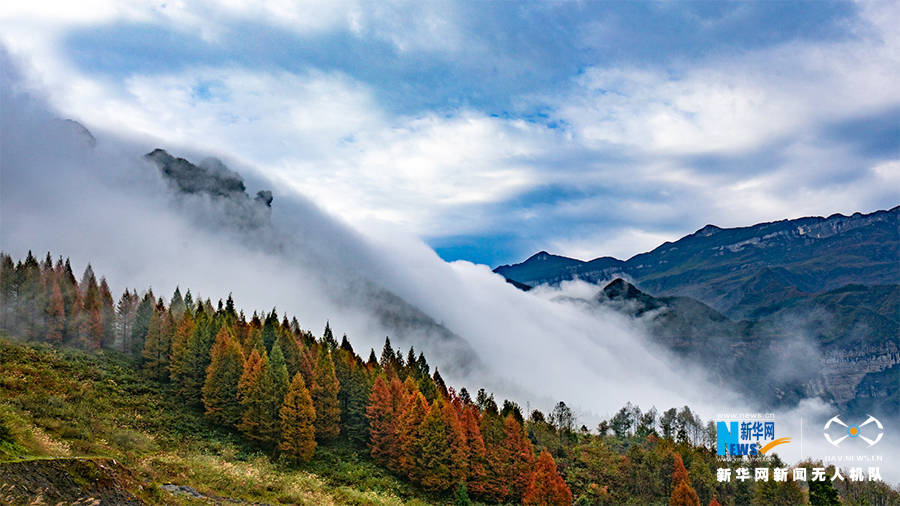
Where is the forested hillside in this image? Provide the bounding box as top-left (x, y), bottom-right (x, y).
top-left (1, 251), bottom-right (898, 505)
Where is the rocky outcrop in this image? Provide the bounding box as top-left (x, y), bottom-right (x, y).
top-left (143, 149), bottom-right (275, 230)
top-left (0, 458), bottom-right (142, 505)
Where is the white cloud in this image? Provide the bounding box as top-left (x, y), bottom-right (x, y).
top-left (16, 59), bottom-right (551, 237)
top-left (550, 228), bottom-right (677, 262)
top-left (556, 1), bottom-right (899, 158)
top-left (0, 0), bottom-right (463, 51)
top-left (1, 0), bottom-right (897, 266)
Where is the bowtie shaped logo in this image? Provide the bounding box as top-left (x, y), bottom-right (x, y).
top-left (824, 415), bottom-right (883, 447)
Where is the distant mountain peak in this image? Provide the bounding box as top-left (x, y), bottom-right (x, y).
top-left (495, 207), bottom-right (899, 311)
top-left (524, 250), bottom-right (575, 263)
top-left (602, 278), bottom-right (642, 299)
top-left (694, 224), bottom-right (722, 237)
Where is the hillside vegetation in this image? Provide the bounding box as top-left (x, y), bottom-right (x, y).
top-left (0, 338), bottom-right (422, 505)
top-left (1, 250), bottom-right (899, 505)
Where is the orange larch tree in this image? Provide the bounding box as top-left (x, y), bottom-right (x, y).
top-left (501, 414), bottom-right (536, 503)
top-left (522, 450), bottom-right (574, 505)
top-left (459, 404), bottom-right (488, 497)
top-left (670, 452), bottom-right (700, 506)
top-left (202, 326), bottom-right (245, 427)
top-left (311, 345), bottom-right (341, 442)
top-left (279, 372), bottom-right (317, 463)
top-left (398, 390), bottom-right (429, 482)
top-left (413, 398), bottom-right (467, 492)
top-left (671, 480), bottom-right (701, 506)
top-left (237, 348), bottom-right (269, 443)
top-left (366, 376), bottom-right (398, 466)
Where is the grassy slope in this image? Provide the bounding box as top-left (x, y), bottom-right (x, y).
top-left (0, 336), bottom-right (431, 505)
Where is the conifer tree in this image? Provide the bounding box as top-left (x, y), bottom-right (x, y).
top-left (22, 252), bottom-right (46, 340)
top-left (672, 452), bottom-right (689, 486)
top-left (311, 346), bottom-right (341, 441)
top-left (522, 450), bottom-right (573, 505)
top-left (224, 293), bottom-right (236, 318)
top-left (268, 342), bottom-right (291, 416)
top-left (279, 373), bottom-right (316, 463)
top-left (333, 345), bottom-right (368, 445)
top-left (322, 321), bottom-right (338, 350)
top-left (406, 347), bottom-right (418, 379)
top-left (142, 300), bottom-right (171, 381)
top-left (280, 316), bottom-right (292, 340)
top-left (116, 289), bottom-right (138, 353)
top-left (183, 289), bottom-right (194, 313)
top-left (237, 348), bottom-right (271, 444)
top-left (74, 264), bottom-right (101, 348)
top-left (415, 398), bottom-right (467, 492)
top-left (670, 480), bottom-right (701, 506)
top-left (433, 369), bottom-right (449, 400)
top-left (341, 360), bottom-right (372, 446)
top-left (98, 278), bottom-right (115, 348)
top-left (670, 453), bottom-right (700, 506)
top-left (41, 252), bottom-right (53, 273)
top-left (478, 408), bottom-right (509, 502)
top-left (202, 326), bottom-right (244, 427)
top-left (187, 313), bottom-right (217, 402)
top-left (380, 336), bottom-right (396, 372)
top-left (460, 405), bottom-right (488, 497)
top-left (169, 314), bottom-right (197, 400)
top-left (58, 258), bottom-right (79, 341)
top-left (79, 263), bottom-right (96, 294)
top-left (170, 286), bottom-right (186, 321)
top-left (276, 330), bottom-right (302, 379)
top-left (366, 376), bottom-right (398, 466)
top-left (245, 327), bottom-right (265, 357)
top-left (45, 273), bottom-right (65, 344)
top-left (262, 309), bottom-right (279, 352)
top-left (131, 291), bottom-right (155, 355)
top-left (501, 414), bottom-right (535, 502)
top-left (298, 347), bottom-right (316, 382)
top-left (339, 334), bottom-right (354, 354)
top-left (0, 254), bottom-right (14, 331)
top-left (398, 390), bottom-right (429, 482)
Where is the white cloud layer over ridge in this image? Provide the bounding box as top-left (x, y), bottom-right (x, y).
top-left (0, 60), bottom-right (741, 428)
top-left (1, 1), bottom-right (898, 264)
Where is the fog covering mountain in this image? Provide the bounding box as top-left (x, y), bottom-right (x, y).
top-left (5, 47), bottom-right (900, 481)
top-left (496, 211), bottom-right (900, 415)
top-left (1, 50), bottom-right (742, 428)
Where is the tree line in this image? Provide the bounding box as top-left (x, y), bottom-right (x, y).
top-left (3, 251), bottom-right (897, 505)
top-left (0, 251), bottom-right (570, 503)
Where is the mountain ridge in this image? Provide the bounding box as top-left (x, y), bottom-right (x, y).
top-left (494, 206), bottom-right (900, 316)
top-left (591, 277), bottom-right (899, 414)
top-left (499, 209), bottom-right (899, 414)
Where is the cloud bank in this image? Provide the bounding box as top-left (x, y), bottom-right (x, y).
top-left (1, 1), bottom-right (897, 265)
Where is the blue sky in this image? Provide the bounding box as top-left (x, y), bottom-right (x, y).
top-left (1, 1), bottom-right (898, 266)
